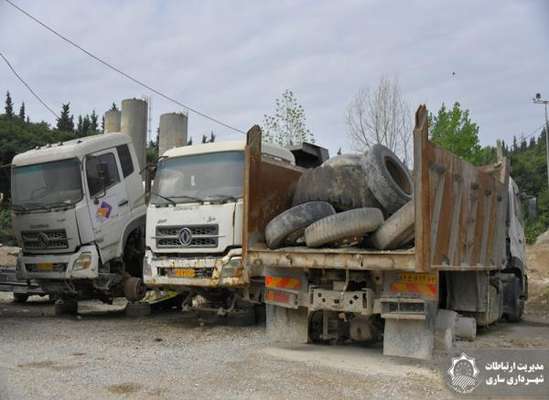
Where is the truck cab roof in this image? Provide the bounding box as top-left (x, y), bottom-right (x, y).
top-left (12, 133), bottom-right (132, 167)
top-left (162, 140), bottom-right (296, 165)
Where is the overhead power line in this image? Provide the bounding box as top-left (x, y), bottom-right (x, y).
top-left (0, 52), bottom-right (59, 119)
top-left (4, 0), bottom-right (245, 134)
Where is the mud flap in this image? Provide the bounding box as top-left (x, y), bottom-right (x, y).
top-left (266, 304), bottom-right (309, 344)
top-left (383, 318), bottom-right (434, 360)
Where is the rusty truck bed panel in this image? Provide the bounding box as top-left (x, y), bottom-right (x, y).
top-left (242, 106), bottom-right (510, 274)
top-left (248, 245), bottom-right (416, 271)
top-left (413, 105), bottom-right (509, 272)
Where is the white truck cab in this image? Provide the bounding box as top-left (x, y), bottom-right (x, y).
top-left (11, 134), bottom-right (147, 308)
top-left (144, 140), bottom-right (294, 310)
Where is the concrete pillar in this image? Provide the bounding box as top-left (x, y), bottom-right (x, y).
top-left (158, 113), bottom-right (188, 156)
top-left (121, 98), bottom-right (147, 172)
top-left (104, 110), bottom-right (121, 133)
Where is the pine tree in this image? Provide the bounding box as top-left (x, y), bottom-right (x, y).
top-left (101, 116), bottom-right (105, 133)
top-left (18, 102), bottom-right (25, 120)
top-left (82, 115), bottom-right (91, 136)
top-left (337, 148), bottom-right (342, 155)
top-left (4, 91), bottom-right (13, 118)
top-left (56, 103), bottom-right (75, 132)
top-left (90, 110), bottom-right (98, 133)
top-left (209, 131), bottom-right (216, 143)
top-left (77, 115), bottom-right (83, 135)
top-left (111, 102), bottom-right (118, 111)
top-left (512, 136), bottom-right (518, 153)
top-left (187, 137), bottom-right (193, 145)
top-left (201, 134), bottom-right (208, 144)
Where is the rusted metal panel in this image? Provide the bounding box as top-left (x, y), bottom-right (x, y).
top-left (413, 106), bottom-right (509, 272)
top-left (242, 126), bottom-right (303, 261)
top-left (247, 245), bottom-right (416, 271)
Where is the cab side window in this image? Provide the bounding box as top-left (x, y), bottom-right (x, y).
top-left (116, 144), bottom-right (134, 177)
top-left (86, 153), bottom-right (120, 196)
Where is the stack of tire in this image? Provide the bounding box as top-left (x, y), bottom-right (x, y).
top-left (265, 144), bottom-right (415, 250)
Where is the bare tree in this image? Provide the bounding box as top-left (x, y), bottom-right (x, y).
top-left (345, 77), bottom-right (412, 165)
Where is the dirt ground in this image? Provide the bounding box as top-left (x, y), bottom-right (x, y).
top-left (0, 245), bottom-right (547, 400)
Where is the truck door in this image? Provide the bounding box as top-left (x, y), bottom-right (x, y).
top-left (85, 149), bottom-right (130, 262)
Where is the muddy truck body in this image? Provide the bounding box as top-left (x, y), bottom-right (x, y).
top-left (11, 134), bottom-right (147, 311)
top-left (242, 106), bottom-right (527, 359)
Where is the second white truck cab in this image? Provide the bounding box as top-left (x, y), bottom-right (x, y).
top-left (144, 139), bottom-right (294, 312)
top-left (12, 133), bottom-right (147, 311)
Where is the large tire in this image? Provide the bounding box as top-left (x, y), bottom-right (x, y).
top-left (124, 277), bottom-right (146, 302)
top-left (265, 201), bottom-right (335, 249)
top-left (293, 157), bottom-right (381, 212)
top-left (362, 144), bottom-right (412, 215)
top-left (370, 201), bottom-right (415, 250)
top-left (13, 293), bottom-right (29, 303)
top-left (305, 208), bottom-right (384, 248)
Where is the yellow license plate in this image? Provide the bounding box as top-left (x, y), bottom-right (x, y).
top-left (36, 263), bottom-right (54, 271)
top-left (173, 268), bottom-right (195, 278)
top-left (398, 272), bottom-right (437, 284)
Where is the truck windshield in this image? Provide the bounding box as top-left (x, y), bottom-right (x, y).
top-left (12, 158), bottom-right (83, 210)
top-left (152, 151), bottom-right (244, 205)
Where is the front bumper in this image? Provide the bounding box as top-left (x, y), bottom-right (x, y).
top-left (17, 245), bottom-right (100, 281)
top-left (143, 248), bottom-right (247, 289)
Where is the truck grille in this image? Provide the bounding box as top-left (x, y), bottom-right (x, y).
top-left (155, 224), bottom-right (219, 249)
top-left (21, 229), bottom-right (69, 250)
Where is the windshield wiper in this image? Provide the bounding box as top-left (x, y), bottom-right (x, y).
top-left (16, 203), bottom-right (50, 211)
top-left (150, 192), bottom-right (204, 206)
top-left (150, 192), bottom-right (177, 206)
top-left (203, 194), bottom-right (239, 203)
top-left (46, 201), bottom-right (75, 209)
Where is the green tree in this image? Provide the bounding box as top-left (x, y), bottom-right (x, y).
top-left (111, 102), bottom-right (118, 111)
top-left (90, 110), bottom-right (98, 133)
top-left (56, 103), bottom-right (74, 132)
top-left (429, 102), bottom-right (485, 165)
top-left (82, 115), bottom-right (91, 136)
top-left (76, 115), bottom-right (83, 135)
top-left (18, 102), bottom-right (25, 120)
top-left (262, 89), bottom-right (314, 146)
top-left (4, 92), bottom-right (13, 119)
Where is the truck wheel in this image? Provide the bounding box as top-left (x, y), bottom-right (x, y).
top-left (362, 144), bottom-right (412, 215)
top-left (265, 201), bottom-right (335, 249)
top-left (54, 299), bottom-right (78, 316)
top-left (305, 208), bottom-right (384, 248)
top-left (504, 276), bottom-right (524, 322)
top-left (13, 293), bottom-right (29, 303)
top-left (124, 277), bottom-right (146, 302)
top-left (369, 201), bottom-right (415, 250)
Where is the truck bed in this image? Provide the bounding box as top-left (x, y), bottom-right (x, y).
top-left (247, 243), bottom-right (415, 271)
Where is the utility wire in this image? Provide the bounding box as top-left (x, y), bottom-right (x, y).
top-left (0, 52), bottom-right (59, 119)
top-left (4, 0), bottom-right (245, 134)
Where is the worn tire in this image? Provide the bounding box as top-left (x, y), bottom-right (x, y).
top-left (305, 208), bottom-right (384, 248)
top-left (370, 201), bottom-right (415, 250)
top-left (124, 277), bottom-right (146, 302)
top-left (265, 201), bottom-right (336, 249)
top-left (321, 153), bottom-right (364, 168)
top-left (13, 293), bottom-right (29, 303)
top-left (362, 144), bottom-right (412, 215)
top-left (293, 157), bottom-right (381, 211)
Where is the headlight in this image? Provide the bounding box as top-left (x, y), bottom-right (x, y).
top-left (221, 257), bottom-right (243, 278)
top-left (72, 253), bottom-right (92, 271)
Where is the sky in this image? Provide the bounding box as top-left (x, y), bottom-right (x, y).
top-left (1, 0), bottom-right (548, 155)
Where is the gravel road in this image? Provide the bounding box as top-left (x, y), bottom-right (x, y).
top-left (0, 244), bottom-right (548, 399)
